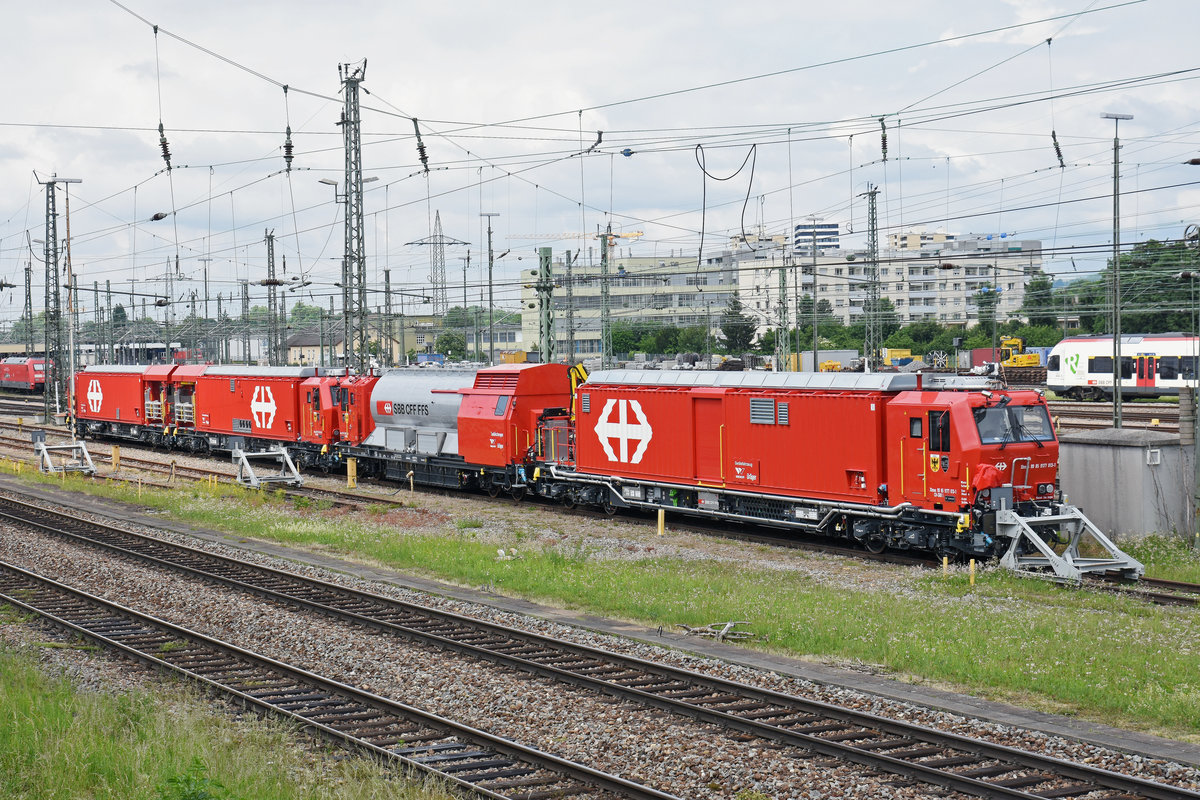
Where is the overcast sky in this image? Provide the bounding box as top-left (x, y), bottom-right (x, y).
top-left (1, 0), bottom-right (1197, 324)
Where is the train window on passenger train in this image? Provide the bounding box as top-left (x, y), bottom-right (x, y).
top-left (928, 410), bottom-right (950, 452)
top-left (495, 395), bottom-right (509, 415)
top-left (1160, 357), bottom-right (1179, 379)
top-left (909, 417), bottom-right (922, 438)
top-left (1047, 354), bottom-right (1059, 371)
top-left (1088, 356), bottom-right (1112, 374)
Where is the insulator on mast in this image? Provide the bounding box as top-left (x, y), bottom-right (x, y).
top-left (1051, 130), bottom-right (1065, 169)
top-left (283, 125), bottom-right (294, 171)
top-left (879, 118), bottom-right (888, 163)
top-left (413, 118), bottom-right (429, 174)
top-left (158, 122), bottom-right (172, 170)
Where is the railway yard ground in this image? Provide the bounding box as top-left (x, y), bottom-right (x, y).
top-left (1, 414), bottom-right (1199, 798)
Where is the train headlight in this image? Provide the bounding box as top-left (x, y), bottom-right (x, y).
top-left (1037, 482), bottom-right (1054, 495)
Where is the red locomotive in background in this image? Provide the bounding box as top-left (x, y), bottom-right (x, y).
top-left (0, 357), bottom-right (48, 392)
top-left (73, 361), bottom-right (1140, 579)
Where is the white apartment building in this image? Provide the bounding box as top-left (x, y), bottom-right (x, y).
top-left (739, 230), bottom-right (1042, 336)
top-left (519, 247), bottom-right (739, 359)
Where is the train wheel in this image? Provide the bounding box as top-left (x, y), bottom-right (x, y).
top-left (510, 486), bottom-right (527, 503)
top-left (487, 483), bottom-right (501, 498)
top-left (864, 532), bottom-right (887, 554)
top-left (560, 494), bottom-right (576, 510)
top-left (599, 499), bottom-right (617, 517)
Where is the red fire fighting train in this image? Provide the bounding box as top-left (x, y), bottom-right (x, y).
top-left (72, 361), bottom-right (1083, 564)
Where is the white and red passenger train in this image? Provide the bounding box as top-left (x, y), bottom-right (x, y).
top-left (72, 361), bottom-right (1134, 574)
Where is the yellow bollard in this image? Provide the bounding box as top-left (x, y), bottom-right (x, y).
top-left (969, 558), bottom-right (976, 586)
top-left (169, 460), bottom-right (177, 484)
top-left (942, 556), bottom-right (949, 575)
top-left (657, 507), bottom-right (665, 536)
top-left (347, 457), bottom-right (357, 489)
top-left (138, 478), bottom-right (142, 498)
top-left (112, 446), bottom-right (120, 474)
top-left (17, 418), bottom-right (22, 434)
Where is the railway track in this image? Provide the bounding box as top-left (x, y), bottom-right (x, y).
top-left (0, 426), bottom-right (407, 512)
top-left (2, 492), bottom-right (1194, 800)
top-left (1048, 401), bottom-right (1180, 433)
top-left (0, 559), bottom-right (675, 800)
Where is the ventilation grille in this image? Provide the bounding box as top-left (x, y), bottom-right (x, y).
top-left (474, 372), bottom-right (520, 390)
top-left (233, 418), bottom-right (253, 432)
top-left (581, 393), bottom-right (591, 414)
top-left (777, 402), bottom-right (789, 426)
top-left (749, 398), bottom-right (776, 425)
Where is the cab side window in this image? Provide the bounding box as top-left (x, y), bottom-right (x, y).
top-left (928, 410), bottom-right (950, 452)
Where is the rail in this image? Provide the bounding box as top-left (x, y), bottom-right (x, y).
top-left (2, 494), bottom-right (1193, 800)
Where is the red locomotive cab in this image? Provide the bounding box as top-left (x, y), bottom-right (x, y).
top-left (887, 389), bottom-right (1058, 513)
top-left (334, 374), bottom-right (379, 447)
top-left (965, 391), bottom-right (1059, 505)
top-left (299, 375), bottom-right (342, 446)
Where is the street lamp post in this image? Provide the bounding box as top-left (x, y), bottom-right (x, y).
top-left (1102, 112), bottom-right (1132, 427)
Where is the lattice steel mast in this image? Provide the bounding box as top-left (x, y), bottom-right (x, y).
top-left (338, 60), bottom-right (368, 371)
top-left (863, 184), bottom-right (882, 370)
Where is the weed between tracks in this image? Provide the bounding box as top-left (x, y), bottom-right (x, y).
top-left (0, 644), bottom-right (454, 800)
top-left (12, 470), bottom-right (1200, 742)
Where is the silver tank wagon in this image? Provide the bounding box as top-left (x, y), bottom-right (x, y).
top-left (362, 369), bottom-right (478, 457)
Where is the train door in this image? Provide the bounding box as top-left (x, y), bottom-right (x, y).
top-left (899, 406), bottom-right (958, 507)
top-left (1135, 354), bottom-right (1157, 390)
top-left (692, 397), bottom-right (724, 484)
top-left (900, 413), bottom-right (928, 504)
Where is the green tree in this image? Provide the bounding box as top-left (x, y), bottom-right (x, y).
top-left (610, 322), bottom-right (640, 355)
top-left (436, 330), bottom-right (466, 360)
top-left (1021, 274), bottom-right (1057, 327)
top-left (676, 325), bottom-right (710, 354)
top-left (719, 291), bottom-right (756, 353)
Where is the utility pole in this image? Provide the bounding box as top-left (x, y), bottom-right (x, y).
top-left (265, 229), bottom-right (279, 365)
top-left (481, 212), bottom-right (499, 363)
top-left (808, 215), bottom-right (822, 371)
top-left (599, 224), bottom-right (613, 368)
top-left (338, 60), bottom-right (368, 372)
top-left (535, 247), bottom-right (555, 362)
top-left (565, 249), bottom-right (576, 363)
top-left (22, 260), bottom-right (33, 357)
top-left (165, 257), bottom-right (176, 363)
top-left (106, 280), bottom-right (114, 364)
top-left (383, 269), bottom-right (394, 366)
top-left (863, 185), bottom-right (882, 371)
top-left (460, 252), bottom-right (471, 361)
top-left (240, 280), bottom-right (250, 365)
top-left (198, 257), bottom-right (213, 319)
top-left (1102, 112), bottom-right (1133, 428)
top-left (776, 255), bottom-right (790, 371)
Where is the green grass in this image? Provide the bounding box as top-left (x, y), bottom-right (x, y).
top-left (18, 472), bottom-right (1200, 742)
top-left (0, 643), bottom-right (454, 800)
top-left (1123, 535), bottom-right (1200, 583)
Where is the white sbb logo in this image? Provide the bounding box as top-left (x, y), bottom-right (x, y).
top-left (595, 398), bottom-right (653, 464)
top-left (87, 379), bottom-right (103, 413)
top-left (251, 386), bottom-right (277, 428)
top-left (995, 461), bottom-right (1008, 472)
